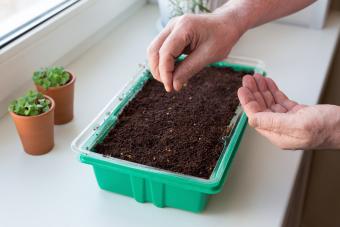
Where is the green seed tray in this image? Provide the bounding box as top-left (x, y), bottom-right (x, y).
top-left (71, 56), bottom-right (265, 212)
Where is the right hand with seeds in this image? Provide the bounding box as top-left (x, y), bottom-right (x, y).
top-left (237, 74), bottom-right (340, 150)
top-left (147, 11), bottom-right (246, 92)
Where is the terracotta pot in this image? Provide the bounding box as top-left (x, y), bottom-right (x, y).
top-left (36, 72), bottom-right (76, 125)
top-left (10, 96), bottom-right (55, 155)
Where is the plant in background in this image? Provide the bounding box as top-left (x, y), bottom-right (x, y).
top-left (8, 90), bottom-right (51, 116)
top-left (169, 0), bottom-right (211, 18)
top-left (33, 66), bottom-right (70, 90)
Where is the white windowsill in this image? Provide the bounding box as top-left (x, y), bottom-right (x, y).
top-left (0, 4), bottom-right (340, 227)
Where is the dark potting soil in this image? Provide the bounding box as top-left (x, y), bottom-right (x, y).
top-left (94, 67), bottom-right (248, 179)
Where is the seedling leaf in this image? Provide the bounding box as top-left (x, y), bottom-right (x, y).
top-left (33, 66), bottom-right (70, 90)
top-left (8, 90), bottom-right (51, 116)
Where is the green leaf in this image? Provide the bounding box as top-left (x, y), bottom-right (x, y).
top-left (8, 90), bottom-right (50, 116)
top-left (32, 66), bottom-right (70, 90)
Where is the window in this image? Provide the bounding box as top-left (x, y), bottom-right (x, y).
top-left (0, 0), bottom-right (79, 49)
top-left (0, 0), bottom-right (142, 117)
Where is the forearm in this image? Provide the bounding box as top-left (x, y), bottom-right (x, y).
top-left (214, 0), bottom-right (316, 33)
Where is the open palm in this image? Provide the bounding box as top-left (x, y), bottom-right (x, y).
top-left (237, 74), bottom-right (335, 150)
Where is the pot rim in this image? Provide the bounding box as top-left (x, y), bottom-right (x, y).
top-left (9, 95), bottom-right (55, 119)
top-left (35, 71), bottom-right (76, 91)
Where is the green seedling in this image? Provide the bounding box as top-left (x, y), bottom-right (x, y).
top-left (169, 0), bottom-right (211, 18)
top-left (33, 66), bottom-right (70, 90)
top-left (8, 90), bottom-right (51, 116)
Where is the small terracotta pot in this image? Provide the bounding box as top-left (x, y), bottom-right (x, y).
top-left (10, 96), bottom-right (55, 155)
top-left (36, 72), bottom-right (76, 125)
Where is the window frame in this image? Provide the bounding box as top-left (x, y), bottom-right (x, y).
top-left (0, 0), bottom-right (145, 118)
top-left (0, 0), bottom-right (81, 49)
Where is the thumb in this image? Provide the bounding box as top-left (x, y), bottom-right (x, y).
top-left (249, 112), bottom-right (291, 132)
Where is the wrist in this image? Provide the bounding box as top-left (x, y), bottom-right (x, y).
top-left (212, 0), bottom-right (257, 34)
top-left (320, 105), bottom-right (340, 149)
top-left (212, 9), bottom-right (248, 38)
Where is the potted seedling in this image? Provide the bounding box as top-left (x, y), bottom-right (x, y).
top-left (33, 66), bottom-right (76, 125)
top-left (9, 90), bottom-right (55, 155)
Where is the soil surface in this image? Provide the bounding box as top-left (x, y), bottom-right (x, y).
top-left (94, 67), bottom-right (248, 179)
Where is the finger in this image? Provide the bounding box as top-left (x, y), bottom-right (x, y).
top-left (248, 112), bottom-right (283, 130)
top-left (238, 87), bottom-right (265, 115)
top-left (172, 46), bottom-right (210, 91)
top-left (254, 128), bottom-right (299, 150)
top-left (147, 26), bottom-right (172, 82)
top-left (242, 75), bottom-right (267, 110)
top-left (248, 112), bottom-right (296, 135)
top-left (159, 27), bottom-right (190, 92)
top-left (265, 77), bottom-right (299, 110)
top-left (242, 75), bottom-right (258, 92)
top-left (254, 74), bottom-right (275, 107)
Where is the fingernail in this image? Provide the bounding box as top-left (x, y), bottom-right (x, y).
top-left (248, 116), bottom-right (258, 128)
top-left (173, 81), bottom-right (182, 92)
top-left (165, 85), bottom-right (171, 92)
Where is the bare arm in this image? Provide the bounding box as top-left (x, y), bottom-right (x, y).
top-left (216, 0), bottom-right (316, 31)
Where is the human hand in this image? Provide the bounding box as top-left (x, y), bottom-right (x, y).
top-left (147, 11), bottom-right (246, 92)
top-left (237, 74), bottom-right (340, 150)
